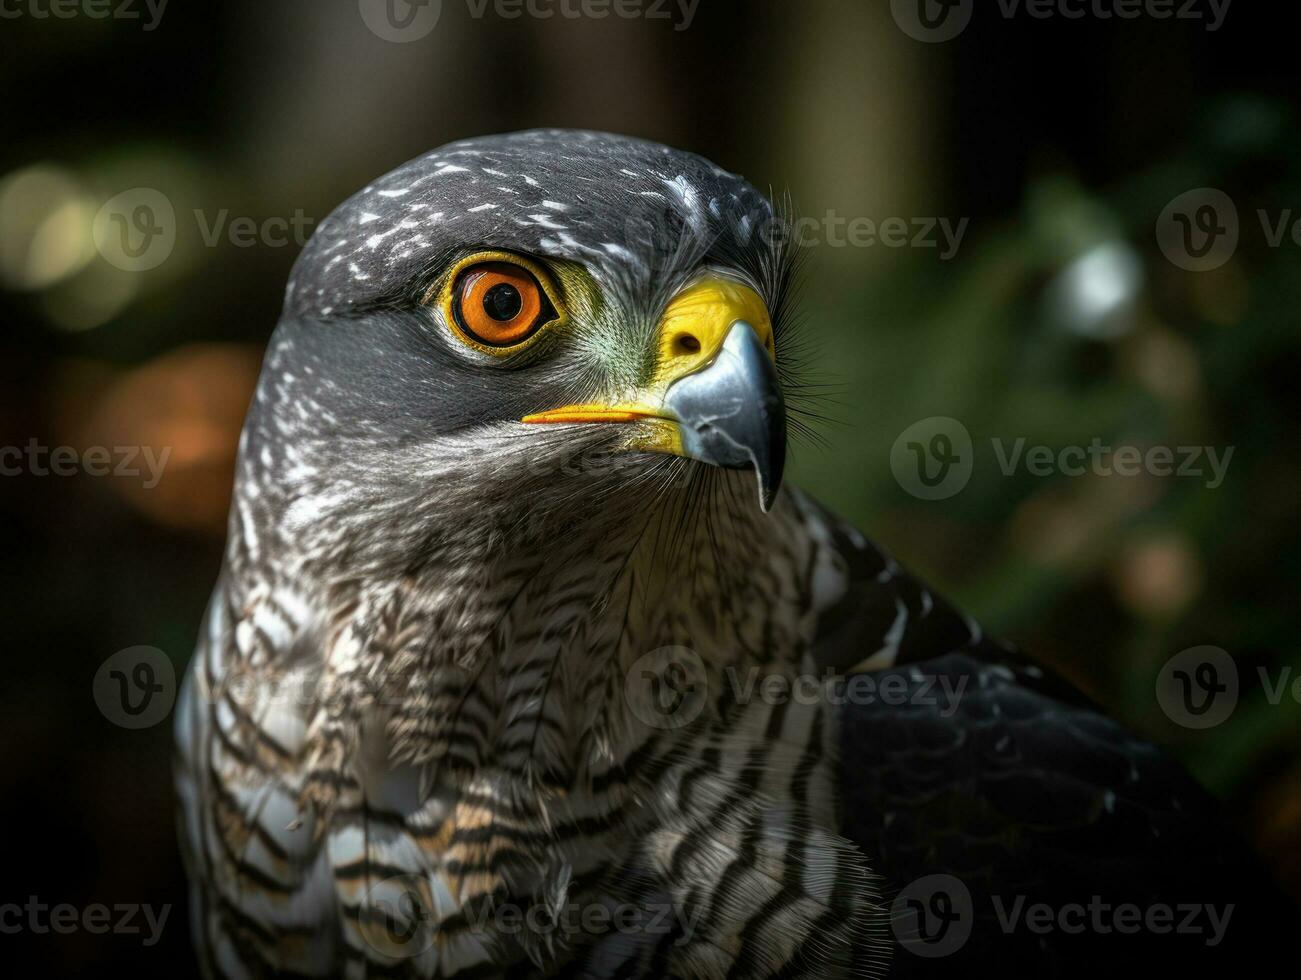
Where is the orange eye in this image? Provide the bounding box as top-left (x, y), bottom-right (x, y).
top-left (451, 262), bottom-right (552, 348)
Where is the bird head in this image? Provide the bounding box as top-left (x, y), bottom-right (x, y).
top-left (238, 130), bottom-right (801, 576)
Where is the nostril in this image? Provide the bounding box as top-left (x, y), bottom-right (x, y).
top-left (674, 333), bottom-right (702, 355)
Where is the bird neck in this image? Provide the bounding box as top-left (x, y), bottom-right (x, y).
top-left (272, 477), bottom-right (813, 808)
top-left (217, 481), bottom-right (880, 973)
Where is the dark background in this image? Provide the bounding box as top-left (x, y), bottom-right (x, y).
top-left (2, 1), bottom-right (1298, 974)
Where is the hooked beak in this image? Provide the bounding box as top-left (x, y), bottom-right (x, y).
top-left (521, 277), bottom-right (787, 512)
top-left (661, 321), bottom-right (785, 511)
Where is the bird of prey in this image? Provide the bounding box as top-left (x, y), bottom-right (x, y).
top-left (175, 130), bottom-right (1291, 979)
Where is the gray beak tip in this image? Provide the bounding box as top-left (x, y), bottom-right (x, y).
top-left (755, 391), bottom-right (786, 514)
top-left (664, 320), bottom-right (787, 513)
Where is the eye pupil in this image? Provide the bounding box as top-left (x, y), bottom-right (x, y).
top-left (447, 259), bottom-right (555, 351)
top-left (483, 283), bottom-right (523, 321)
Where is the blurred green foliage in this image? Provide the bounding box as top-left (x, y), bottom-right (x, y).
top-left (793, 97), bottom-right (1301, 810)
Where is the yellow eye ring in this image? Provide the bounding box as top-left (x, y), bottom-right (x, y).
top-left (430, 251), bottom-right (567, 356)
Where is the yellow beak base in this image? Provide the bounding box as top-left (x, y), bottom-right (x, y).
top-left (519, 274), bottom-right (784, 508)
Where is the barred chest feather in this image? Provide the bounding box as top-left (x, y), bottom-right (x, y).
top-left (175, 485), bottom-right (887, 979)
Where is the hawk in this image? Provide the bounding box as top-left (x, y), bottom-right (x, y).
top-left (175, 130), bottom-right (1290, 978)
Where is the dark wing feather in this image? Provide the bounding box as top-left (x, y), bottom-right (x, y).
top-left (802, 502), bottom-right (1295, 975)
top-left (840, 650), bottom-right (1295, 975)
